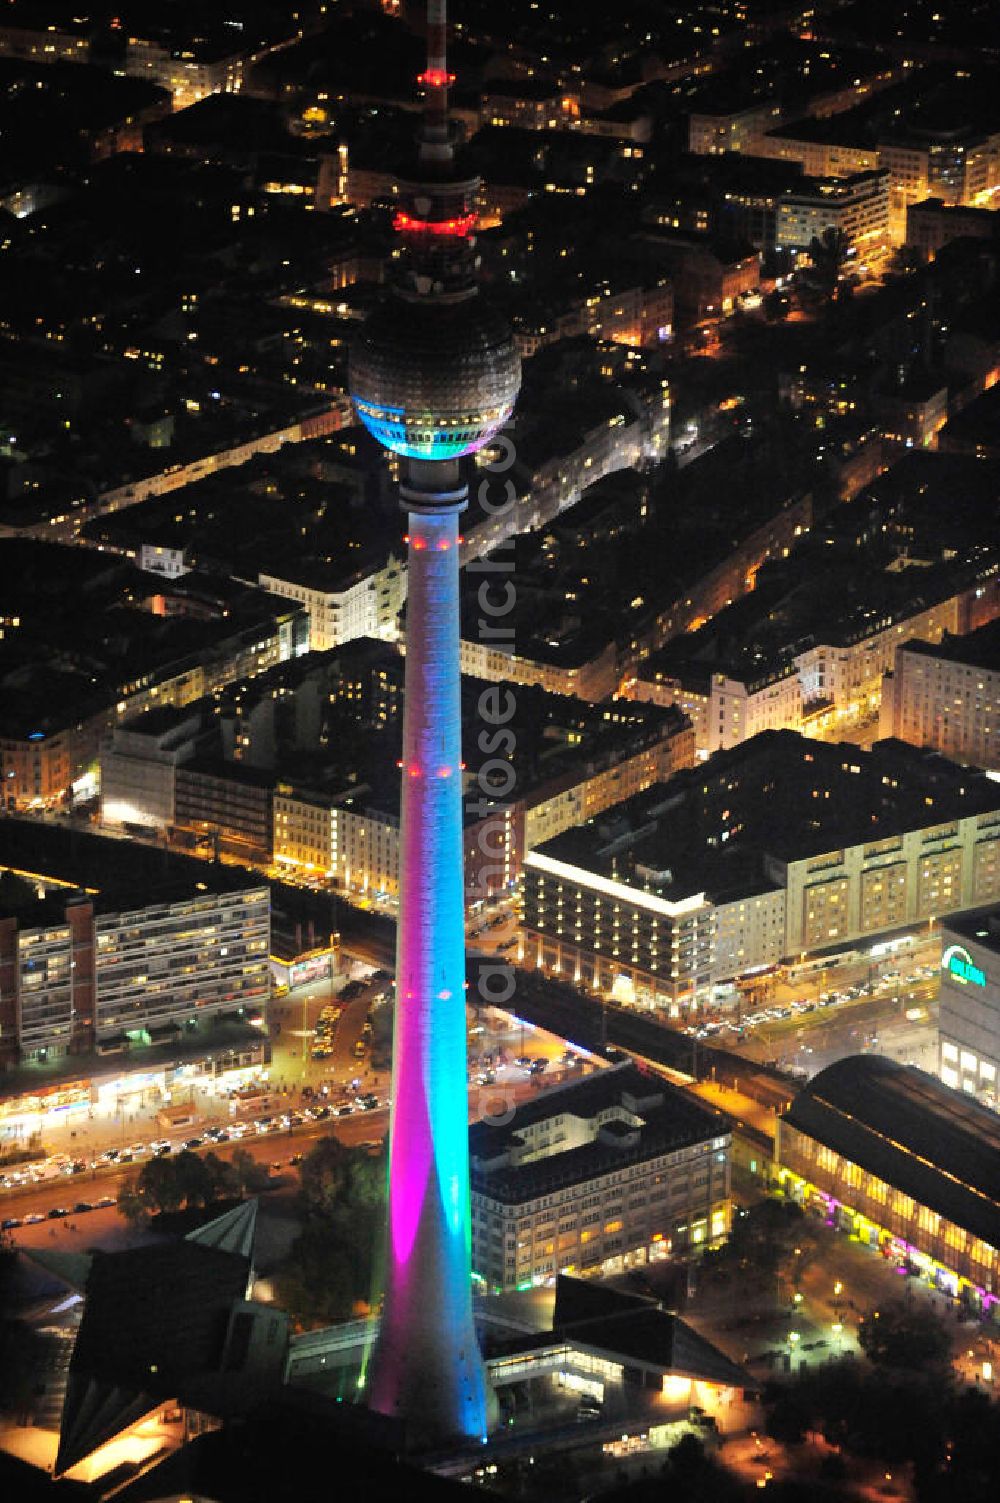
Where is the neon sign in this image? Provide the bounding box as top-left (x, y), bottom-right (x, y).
top-left (942, 944), bottom-right (986, 988)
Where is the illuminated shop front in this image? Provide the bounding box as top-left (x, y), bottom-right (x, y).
top-left (0, 1078), bottom-right (93, 1142)
top-left (0, 1044), bottom-right (269, 1147)
top-left (777, 1055), bottom-right (1000, 1315)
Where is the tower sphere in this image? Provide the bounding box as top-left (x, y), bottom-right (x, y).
top-left (349, 293), bottom-right (521, 461)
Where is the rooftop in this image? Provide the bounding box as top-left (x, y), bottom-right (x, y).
top-left (0, 820), bottom-right (267, 925)
top-left (470, 1062), bottom-right (726, 1204)
top-left (898, 616), bottom-right (1000, 674)
top-left (529, 730), bottom-right (1000, 897)
top-left (781, 1055), bottom-right (1000, 1250)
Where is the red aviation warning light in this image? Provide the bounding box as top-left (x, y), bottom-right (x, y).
top-left (418, 68), bottom-right (455, 88)
top-left (393, 210), bottom-right (476, 238)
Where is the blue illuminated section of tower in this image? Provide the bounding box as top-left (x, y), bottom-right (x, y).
top-left (346, 0), bottom-right (520, 1450)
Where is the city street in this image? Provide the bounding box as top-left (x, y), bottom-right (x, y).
top-left (711, 934), bottom-right (942, 1077)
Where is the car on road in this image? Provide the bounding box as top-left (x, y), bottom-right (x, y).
top-left (1, 1217), bottom-right (22, 1230)
top-left (23, 1213), bottom-right (45, 1225)
top-left (73, 1202), bottom-right (94, 1214)
top-left (95, 1197), bottom-right (115, 1209)
top-left (335, 1105), bottom-right (354, 1116)
top-left (514, 1055), bottom-right (532, 1069)
top-left (47, 1207), bottom-right (70, 1219)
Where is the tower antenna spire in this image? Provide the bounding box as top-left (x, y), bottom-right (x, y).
top-left (419, 0), bottom-right (453, 163)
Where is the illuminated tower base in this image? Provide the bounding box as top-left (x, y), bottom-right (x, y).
top-left (368, 459), bottom-right (492, 1445)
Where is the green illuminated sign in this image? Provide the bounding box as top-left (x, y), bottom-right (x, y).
top-left (942, 944), bottom-right (986, 988)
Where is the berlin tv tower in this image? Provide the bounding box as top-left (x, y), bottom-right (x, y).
top-left (348, 0), bottom-right (520, 1446)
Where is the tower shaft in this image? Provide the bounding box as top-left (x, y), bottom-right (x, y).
top-left (369, 470), bottom-right (489, 1442)
top-left (349, 0), bottom-right (518, 1444)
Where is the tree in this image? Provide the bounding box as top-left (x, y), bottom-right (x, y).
top-left (799, 226), bottom-right (850, 309)
top-left (202, 1150), bottom-right (239, 1202)
top-left (297, 1134), bottom-right (351, 1219)
top-left (173, 1150), bottom-right (214, 1210)
top-left (230, 1146), bottom-right (272, 1196)
top-left (116, 1174), bottom-right (148, 1226)
top-left (857, 1298), bottom-right (952, 1372)
top-left (274, 1137), bottom-right (386, 1327)
top-left (137, 1155), bottom-right (183, 1214)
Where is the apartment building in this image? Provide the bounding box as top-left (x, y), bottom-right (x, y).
top-left (0, 853), bottom-right (269, 1066)
top-left (94, 885), bottom-right (270, 1044)
top-left (880, 623), bottom-right (1000, 770)
top-left (769, 803), bottom-right (1000, 955)
top-left (258, 553), bottom-right (404, 652)
top-left (688, 102), bottom-right (781, 156)
top-left (624, 660), bottom-right (802, 758)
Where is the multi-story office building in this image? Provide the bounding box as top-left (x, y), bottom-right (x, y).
top-left (938, 910), bottom-right (1000, 1107)
top-left (0, 829), bottom-right (269, 1066)
top-left (880, 621), bottom-right (1000, 771)
top-left (174, 761), bottom-right (275, 865)
top-left (775, 169), bottom-right (890, 260)
top-left (777, 1056), bottom-right (1000, 1308)
top-left (470, 1064), bottom-right (731, 1291)
top-left (100, 707), bottom-right (204, 829)
top-left (520, 733), bottom-right (1000, 1008)
top-left (522, 847), bottom-right (717, 1012)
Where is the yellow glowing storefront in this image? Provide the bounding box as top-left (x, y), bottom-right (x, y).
top-left (776, 1134), bottom-right (1000, 1315)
